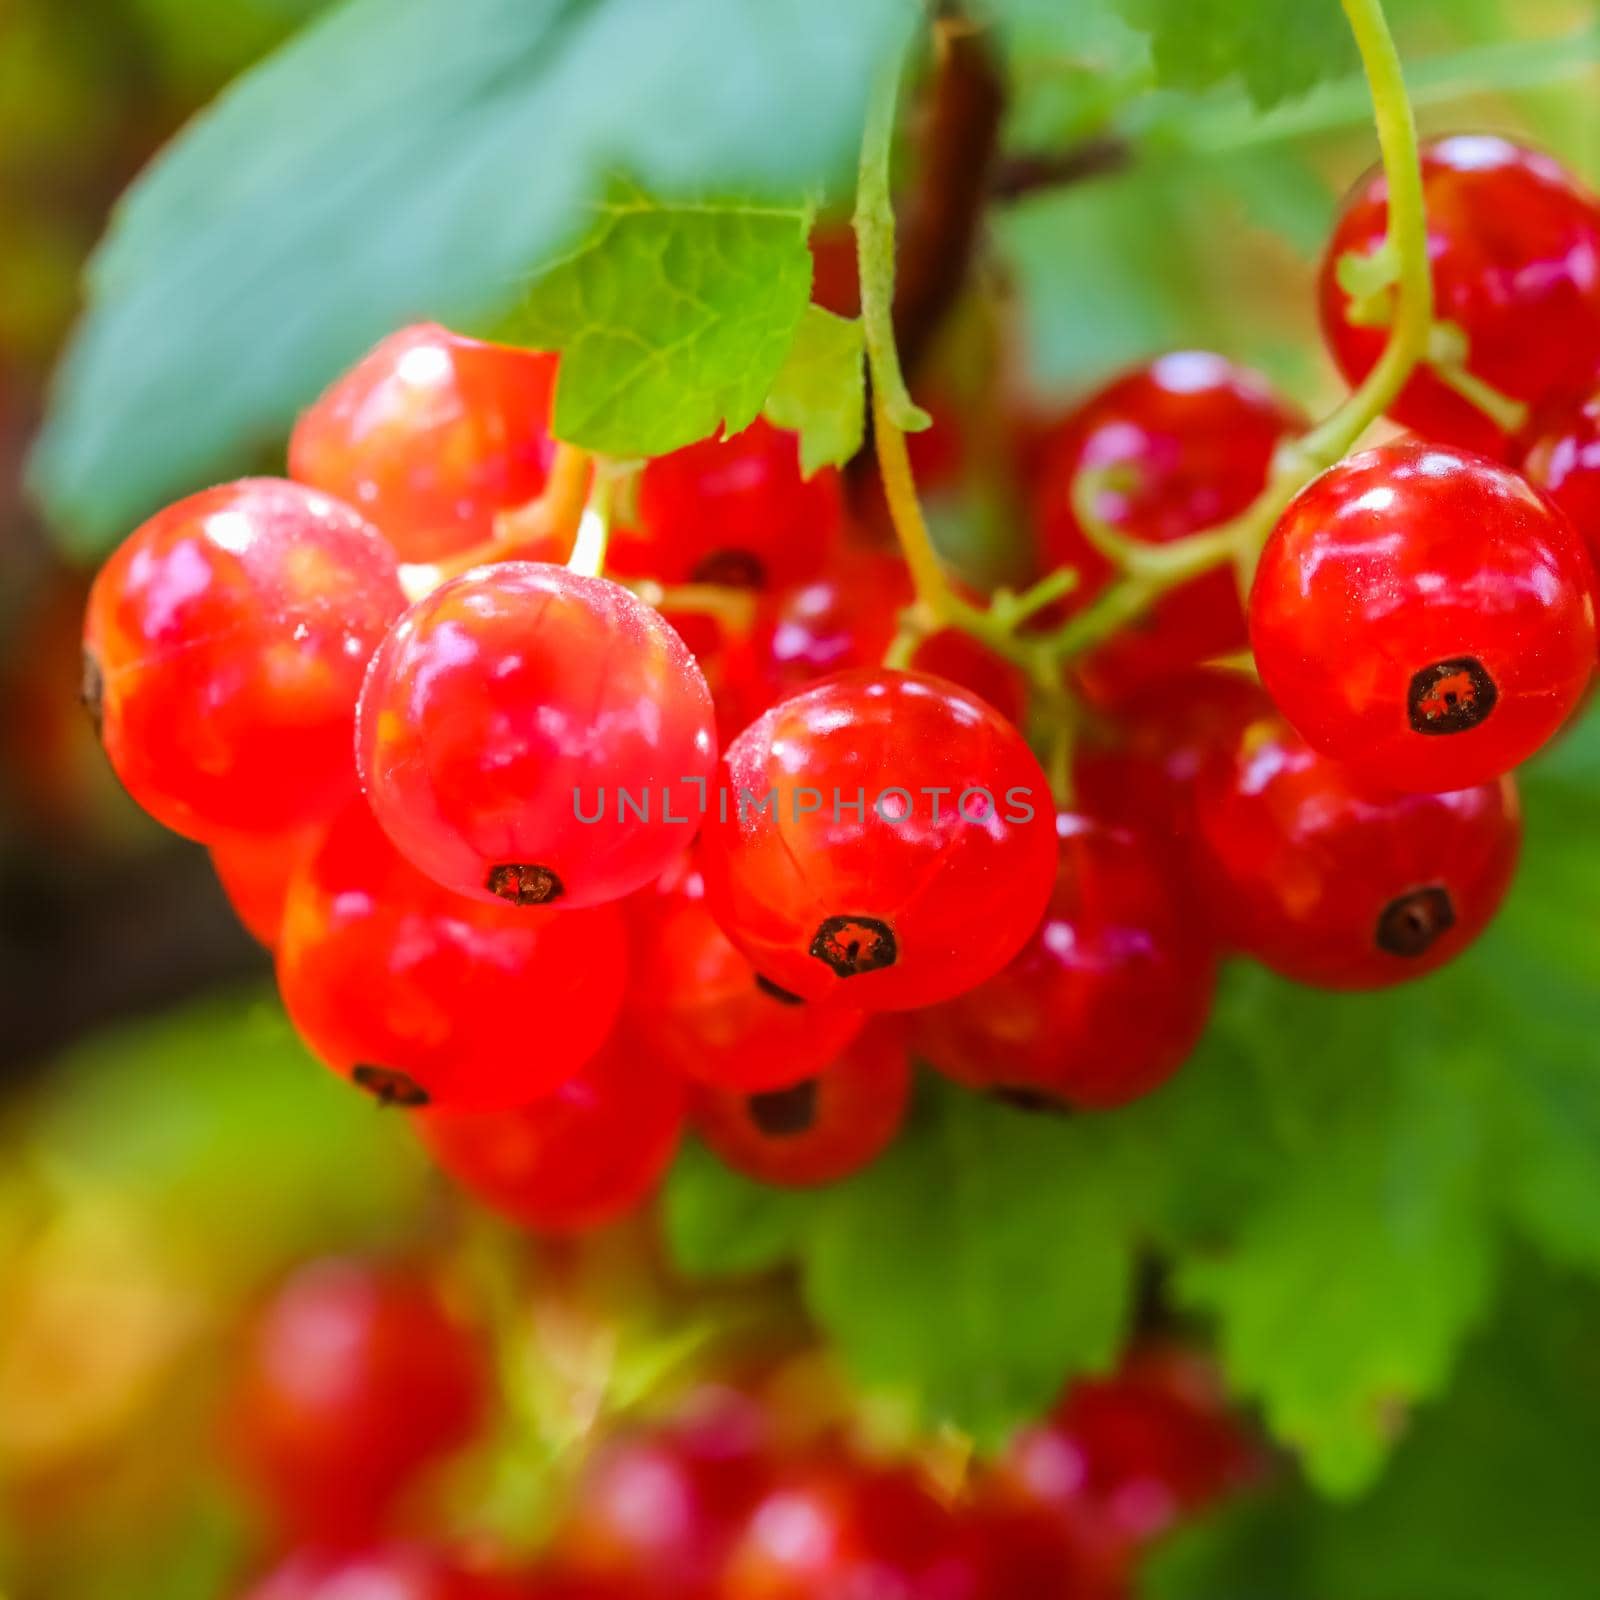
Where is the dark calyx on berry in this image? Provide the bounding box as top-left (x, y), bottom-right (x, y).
top-left (691, 548), bottom-right (767, 589)
top-left (747, 1078), bottom-right (820, 1137)
top-left (1407, 656), bottom-right (1497, 736)
top-left (754, 973), bottom-right (806, 1006)
top-left (351, 1064), bottom-right (431, 1107)
top-left (1376, 886), bottom-right (1457, 958)
top-left (809, 914), bottom-right (898, 978)
top-left (991, 1086), bottom-right (1073, 1117)
top-left (80, 648), bottom-right (105, 739)
top-left (486, 862), bottom-right (563, 906)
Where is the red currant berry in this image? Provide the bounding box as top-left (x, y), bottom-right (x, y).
top-left (83, 479), bottom-right (405, 841)
top-left (1029, 352), bottom-right (1303, 700)
top-left (723, 1460), bottom-right (976, 1600)
top-left (1001, 1346), bottom-right (1257, 1551)
top-left (415, 1029), bottom-right (684, 1232)
top-left (277, 798), bottom-right (627, 1110)
top-left (692, 1018), bottom-right (911, 1187)
top-left (1522, 388), bottom-right (1600, 560)
top-left (554, 1388), bottom-right (775, 1596)
top-left (240, 1547), bottom-right (528, 1600)
top-left (609, 419), bottom-right (843, 590)
top-left (358, 562), bottom-right (716, 909)
top-left (1250, 440), bottom-right (1597, 793)
top-left (700, 670), bottom-right (1056, 1009)
top-left (1320, 136), bottom-right (1600, 457)
top-left (224, 1260), bottom-right (485, 1548)
top-left (626, 854), bottom-right (867, 1091)
top-left (919, 812), bottom-right (1216, 1110)
top-left (210, 827), bottom-right (320, 949)
top-left (290, 323), bottom-right (562, 563)
top-left (1073, 668), bottom-right (1270, 862)
top-left (1192, 709), bottom-right (1521, 989)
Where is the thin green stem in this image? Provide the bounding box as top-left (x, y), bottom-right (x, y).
top-left (565, 463), bottom-right (618, 579)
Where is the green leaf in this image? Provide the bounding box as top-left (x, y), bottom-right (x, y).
top-left (761, 305), bottom-right (866, 475)
top-left (1113, 0), bottom-right (1358, 108)
top-left (31, 0), bottom-right (915, 555)
top-left (804, 1086), bottom-right (1137, 1448)
top-left (498, 188), bottom-right (813, 458)
top-left (664, 1137), bottom-right (816, 1277)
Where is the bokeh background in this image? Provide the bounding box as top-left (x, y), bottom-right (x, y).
top-left (1, 2), bottom-right (1596, 1596)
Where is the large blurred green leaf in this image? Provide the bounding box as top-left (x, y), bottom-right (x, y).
top-left (31, 0), bottom-right (915, 555)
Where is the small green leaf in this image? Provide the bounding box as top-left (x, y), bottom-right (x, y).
top-left (761, 305), bottom-right (866, 475)
top-left (499, 187), bottom-right (813, 457)
top-left (1113, 0), bottom-right (1358, 108)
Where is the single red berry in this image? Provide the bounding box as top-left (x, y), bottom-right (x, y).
top-left (83, 479), bottom-right (405, 841)
top-left (277, 798), bottom-right (627, 1110)
top-left (239, 1546), bottom-right (529, 1600)
top-left (920, 812), bottom-right (1216, 1110)
top-left (692, 1018), bottom-right (911, 1187)
top-left (1321, 135), bottom-right (1600, 458)
top-left (1250, 440), bottom-right (1597, 793)
top-left (626, 854), bottom-right (867, 1091)
top-left (1001, 1346), bottom-right (1258, 1552)
top-left (700, 670), bottom-right (1056, 1010)
top-left (358, 562), bottom-right (716, 909)
top-left (224, 1261), bottom-right (485, 1548)
top-left (1522, 388), bottom-right (1600, 560)
top-left (553, 1387), bottom-right (775, 1597)
top-left (1028, 352), bottom-right (1303, 701)
top-left (289, 323), bottom-right (563, 563)
top-left (415, 1028), bottom-right (685, 1232)
top-left (210, 827), bottom-right (321, 949)
top-left (1192, 709), bottom-right (1521, 989)
top-left (722, 1459), bottom-right (979, 1600)
top-left (608, 418), bottom-right (843, 591)
top-left (1073, 668), bottom-right (1271, 862)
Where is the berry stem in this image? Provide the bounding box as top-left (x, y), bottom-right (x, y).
top-left (565, 462), bottom-right (618, 579)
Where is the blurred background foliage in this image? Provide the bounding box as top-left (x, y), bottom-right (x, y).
top-left (0, 0), bottom-right (1597, 1596)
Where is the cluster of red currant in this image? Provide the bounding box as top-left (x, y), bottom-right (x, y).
top-left (227, 1256), bottom-right (1256, 1600)
top-left (81, 130), bottom-right (1600, 1221)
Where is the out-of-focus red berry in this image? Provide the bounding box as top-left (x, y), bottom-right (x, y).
top-left (415, 1028), bottom-right (685, 1233)
top-left (1522, 389), bottom-right (1600, 561)
top-left (692, 1018), bottom-right (911, 1187)
top-left (919, 812), bottom-right (1216, 1110)
top-left (290, 323), bottom-right (562, 563)
top-left (210, 827), bottom-right (320, 949)
top-left (1028, 352), bottom-right (1302, 701)
top-left (225, 1262), bottom-right (485, 1549)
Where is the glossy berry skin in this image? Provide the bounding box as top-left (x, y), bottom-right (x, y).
top-left (415, 1029), bottom-right (684, 1232)
top-left (919, 813), bottom-right (1216, 1110)
top-left (224, 1261), bottom-right (485, 1548)
top-left (290, 323), bottom-right (562, 563)
top-left (700, 670), bottom-right (1056, 1010)
top-left (731, 547), bottom-right (1026, 730)
top-left (1320, 136), bottom-right (1600, 458)
top-left (210, 828), bottom-right (319, 949)
top-left (1001, 1346), bottom-right (1257, 1552)
top-left (692, 1018), bottom-right (911, 1187)
top-left (277, 798), bottom-right (627, 1110)
top-left (1251, 440), bottom-right (1597, 793)
top-left (1522, 389), bottom-right (1600, 560)
top-left (1029, 352), bottom-right (1302, 700)
top-left (1192, 710), bottom-right (1521, 990)
top-left (610, 419), bottom-right (843, 590)
top-left (83, 479), bottom-right (405, 841)
top-left (626, 855), bottom-right (866, 1091)
top-left (240, 1546), bottom-right (528, 1600)
top-left (358, 562), bottom-right (716, 910)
